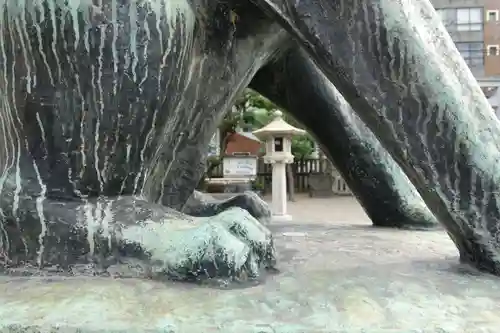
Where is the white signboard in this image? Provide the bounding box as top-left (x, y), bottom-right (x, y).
top-left (223, 156), bottom-right (257, 178)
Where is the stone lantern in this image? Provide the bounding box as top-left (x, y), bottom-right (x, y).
top-left (253, 111), bottom-right (305, 222)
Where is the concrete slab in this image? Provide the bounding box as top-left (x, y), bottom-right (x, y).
top-left (272, 214), bottom-right (292, 222)
top-left (1, 220), bottom-right (500, 332)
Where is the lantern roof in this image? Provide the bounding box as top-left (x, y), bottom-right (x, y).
top-left (253, 111), bottom-right (306, 139)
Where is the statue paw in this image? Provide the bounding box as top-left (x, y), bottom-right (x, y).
top-left (183, 190), bottom-right (272, 225)
top-left (123, 207), bottom-right (276, 281)
top-left (219, 191), bottom-right (272, 225)
top-left (173, 207), bottom-right (275, 280)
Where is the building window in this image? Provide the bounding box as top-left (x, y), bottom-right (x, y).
top-left (456, 8), bottom-right (483, 31)
top-left (435, 8), bottom-right (454, 27)
top-left (487, 10), bottom-right (499, 22)
top-left (456, 42), bottom-right (484, 67)
top-left (487, 45), bottom-right (499, 56)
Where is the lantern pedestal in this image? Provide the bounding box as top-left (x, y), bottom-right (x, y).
top-left (271, 162), bottom-right (292, 222)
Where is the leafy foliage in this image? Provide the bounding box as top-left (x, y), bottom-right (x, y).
top-left (225, 88), bottom-right (314, 159)
top-left (201, 89), bottom-right (315, 187)
top-left (292, 136), bottom-right (314, 159)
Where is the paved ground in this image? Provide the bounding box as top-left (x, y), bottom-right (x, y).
top-left (272, 194), bottom-right (371, 225)
top-left (2, 196), bottom-right (500, 332)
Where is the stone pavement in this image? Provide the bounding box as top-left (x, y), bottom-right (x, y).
top-left (272, 194), bottom-right (371, 225)
top-left (2, 196), bottom-right (500, 332)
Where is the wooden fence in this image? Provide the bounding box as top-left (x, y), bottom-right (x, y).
top-left (208, 158), bottom-right (333, 193)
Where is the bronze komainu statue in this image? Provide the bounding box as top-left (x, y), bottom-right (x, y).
top-left (0, 0), bottom-right (498, 279)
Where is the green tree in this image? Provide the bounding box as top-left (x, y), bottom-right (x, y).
top-left (202, 89), bottom-right (315, 192)
top-left (292, 135), bottom-right (314, 159)
top-left (232, 89), bottom-right (314, 159)
top-left (231, 89), bottom-right (316, 201)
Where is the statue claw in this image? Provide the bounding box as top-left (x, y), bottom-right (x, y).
top-left (183, 191), bottom-right (272, 226)
top-left (121, 206), bottom-right (276, 282)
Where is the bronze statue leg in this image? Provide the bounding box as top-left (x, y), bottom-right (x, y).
top-left (253, 0), bottom-right (500, 273)
top-left (250, 48), bottom-right (437, 229)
